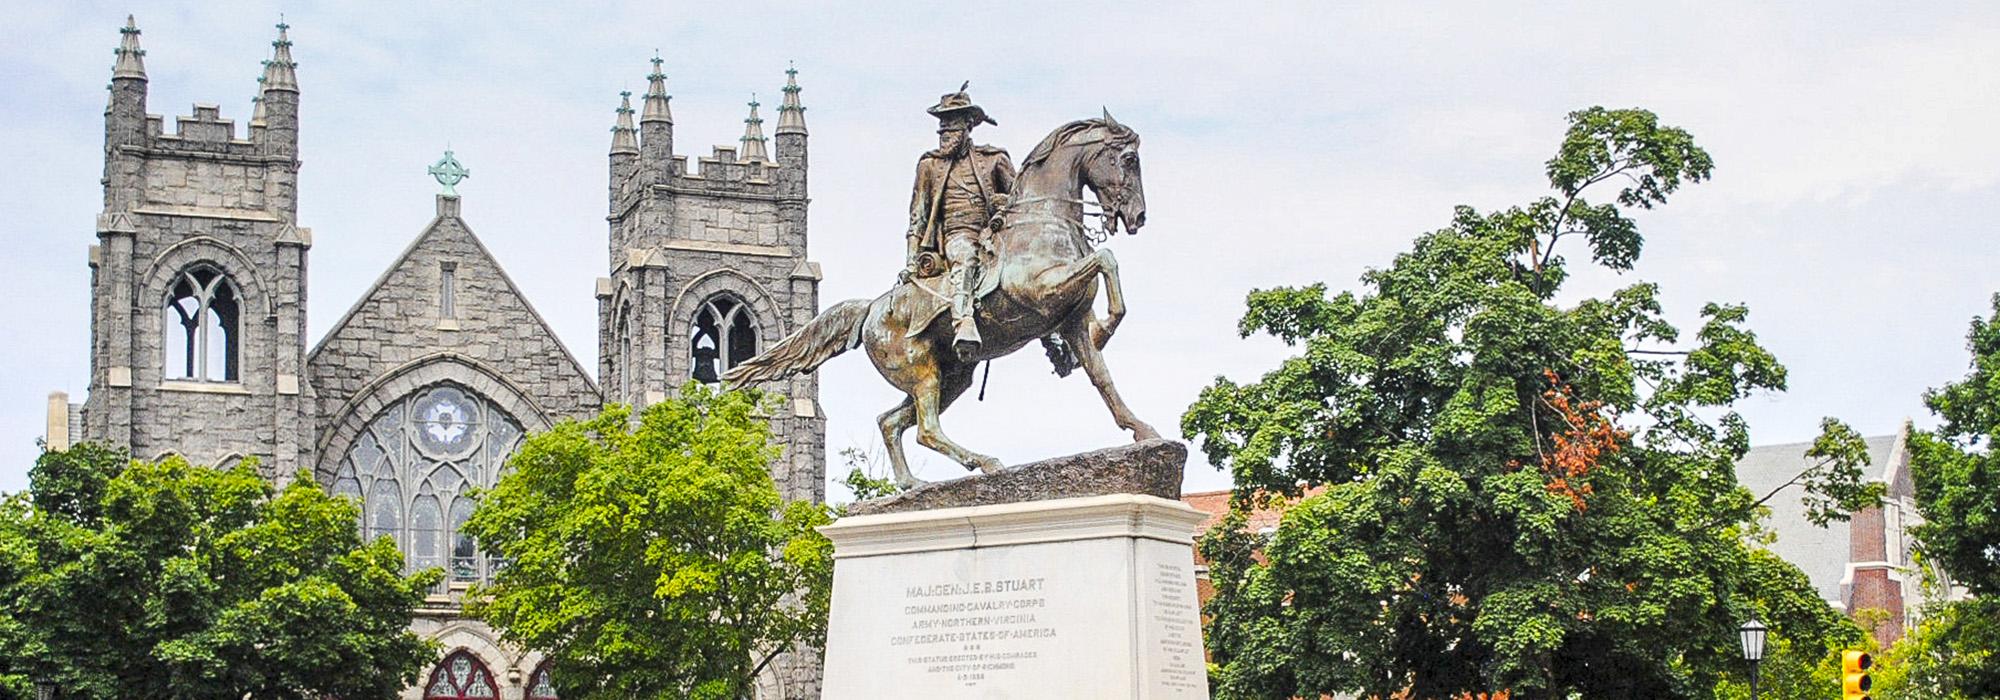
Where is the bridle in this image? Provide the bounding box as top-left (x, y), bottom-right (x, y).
top-left (1007, 125), bottom-right (1137, 245)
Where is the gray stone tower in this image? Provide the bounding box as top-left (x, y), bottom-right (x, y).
top-left (83, 17), bottom-right (313, 478)
top-left (595, 60), bottom-right (826, 505)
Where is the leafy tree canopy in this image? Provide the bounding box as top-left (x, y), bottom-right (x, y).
top-left (1909, 295), bottom-right (2000, 597)
top-left (0, 444), bottom-right (439, 700)
top-left (463, 384), bottom-right (833, 700)
top-left (1184, 107), bottom-right (1877, 699)
top-left (1894, 294), bottom-right (2000, 696)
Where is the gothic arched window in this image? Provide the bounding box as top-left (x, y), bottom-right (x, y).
top-left (689, 295), bottom-right (756, 383)
top-left (162, 264), bottom-right (241, 381)
top-left (615, 303), bottom-right (634, 397)
top-left (423, 650), bottom-right (499, 700)
top-left (526, 661), bottom-right (560, 700)
top-left (331, 384), bottom-right (523, 584)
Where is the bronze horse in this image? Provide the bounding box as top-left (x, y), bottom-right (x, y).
top-left (724, 114), bottom-right (1154, 487)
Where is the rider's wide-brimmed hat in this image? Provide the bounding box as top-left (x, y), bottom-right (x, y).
top-left (928, 82), bottom-right (997, 127)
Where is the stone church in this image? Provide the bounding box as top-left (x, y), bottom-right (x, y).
top-left (42, 18), bottom-right (828, 700)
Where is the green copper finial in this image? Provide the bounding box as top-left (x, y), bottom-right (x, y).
top-left (428, 149), bottom-right (470, 197)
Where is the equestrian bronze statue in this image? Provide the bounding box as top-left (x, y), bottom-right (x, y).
top-left (725, 111), bottom-right (1153, 488)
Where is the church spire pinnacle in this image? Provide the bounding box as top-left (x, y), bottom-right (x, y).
top-left (112, 15), bottom-right (147, 80)
top-left (740, 94), bottom-right (769, 163)
top-left (610, 91), bottom-right (639, 154)
top-left (260, 18), bottom-right (298, 92)
top-left (641, 52), bottom-right (672, 124)
top-left (776, 62), bottom-right (807, 135)
top-left (251, 76), bottom-right (267, 122)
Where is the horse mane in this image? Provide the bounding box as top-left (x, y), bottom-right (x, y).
top-left (1021, 118), bottom-right (1139, 171)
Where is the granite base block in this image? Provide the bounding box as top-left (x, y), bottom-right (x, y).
top-left (818, 494), bottom-right (1212, 700)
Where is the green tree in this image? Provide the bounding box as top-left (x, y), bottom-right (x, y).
top-left (1184, 107), bottom-right (1878, 699)
top-left (1893, 293), bottom-right (2000, 696)
top-left (0, 444), bottom-right (439, 700)
top-left (462, 384), bottom-right (833, 700)
top-left (835, 446), bottom-right (902, 504)
top-left (1872, 596), bottom-right (1998, 699)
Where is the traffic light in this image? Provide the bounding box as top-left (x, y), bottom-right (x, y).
top-left (1841, 649), bottom-right (1872, 699)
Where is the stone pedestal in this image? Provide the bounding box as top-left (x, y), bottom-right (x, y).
top-left (819, 494), bottom-right (1211, 699)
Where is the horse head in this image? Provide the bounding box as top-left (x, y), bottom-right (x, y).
top-left (1087, 109), bottom-right (1146, 235)
top-left (1020, 113), bottom-right (1147, 235)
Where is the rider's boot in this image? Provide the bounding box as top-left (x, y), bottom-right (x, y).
top-left (950, 265), bottom-right (981, 360)
top-left (1040, 335), bottom-right (1077, 377)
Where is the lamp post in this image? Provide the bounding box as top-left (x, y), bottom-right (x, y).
top-left (1739, 618), bottom-right (1768, 700)
top-left (33, 675), bottom-right (56, 700)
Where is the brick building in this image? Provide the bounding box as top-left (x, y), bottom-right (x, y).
top-left (42, 18), bottom-right (826, 699)
top-left (1734, 423), bottom-right (1968, 647)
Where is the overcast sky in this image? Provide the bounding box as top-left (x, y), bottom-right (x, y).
top-left (4, 2), bottom-right (1999, 499)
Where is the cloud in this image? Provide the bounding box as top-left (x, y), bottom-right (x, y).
top-left (3, 2), bottom-right (1999, 496)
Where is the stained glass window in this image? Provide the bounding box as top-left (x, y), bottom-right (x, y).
top-left (526, 662), bottom-right (559, 699)
top-left (449, 497), bottom-right (478, 581)
top-left (411, 495), bottom-right (442, 571)
top-left (422, 650), bottom-right (499, 700)
top-left (337, 383), bottom-right (522, 583)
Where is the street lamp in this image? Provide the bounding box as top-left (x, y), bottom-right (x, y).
top-left (33, 675), bottom-right (56, 700)
top-left (1739, 618), bottom-right (1768, 700)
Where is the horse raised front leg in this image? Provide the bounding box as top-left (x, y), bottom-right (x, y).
top-left (913, 372), bottom-right (1003, 474)
top-left (1032, 248), bottom-right (1126, 350)
top-left (1091, 248), bottom-right (1127, 349)
top-left (1061, 315), bottom-right (1160, 442)
top-left (876, 398), bottom-right (924, 489)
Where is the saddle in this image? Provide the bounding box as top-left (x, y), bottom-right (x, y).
top-left (903, 246), bottom-right (1001, 338)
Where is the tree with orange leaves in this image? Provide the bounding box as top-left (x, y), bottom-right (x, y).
top-left (1185, 108), bottom-right (1880, 699)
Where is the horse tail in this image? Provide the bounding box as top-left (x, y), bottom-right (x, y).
top-left (722, 298), bottom-right (871, 386)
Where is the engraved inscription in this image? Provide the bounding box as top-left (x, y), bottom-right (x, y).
top-left (893, 577), bottom-right (1056, 687)
top-left (1152, 561), bottom-right (1203, 691)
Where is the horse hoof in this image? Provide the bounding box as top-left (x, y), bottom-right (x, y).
top-left (970, 459), bottom-right (1004, 474)
top-left (897, 476), bottom-right (929, 490)
top-left (1132, 426), bottom-right (1162, 442)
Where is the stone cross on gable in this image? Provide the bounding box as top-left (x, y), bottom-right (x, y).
top-left (428, 149), bottom-right (470, 197)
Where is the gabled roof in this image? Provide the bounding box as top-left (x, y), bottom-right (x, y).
top-left (307, 197), bottom-right (598, 398)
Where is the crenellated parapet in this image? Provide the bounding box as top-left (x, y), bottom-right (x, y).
top-left (103, 18), bottom-right (301, 214)
top-left (605, 61), bottom-right (807, 209)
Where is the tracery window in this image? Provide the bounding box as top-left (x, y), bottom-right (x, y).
top-left (689, 295), bottom-right (757, 383)
top-left (331, 384), bottom-right (522, 584)
top-left (162, 264), bottom-right (241, 381)
top-left (423, 650), bottom-right (499, 700)
top-left (526, 662), bottom-right (560, 700)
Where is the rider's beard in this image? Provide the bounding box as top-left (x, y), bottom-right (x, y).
top-left (940, 131), bottom-right (971, 158)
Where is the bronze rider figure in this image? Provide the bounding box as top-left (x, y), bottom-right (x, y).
top-left (903, 83), bottom-right (1015, 359)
